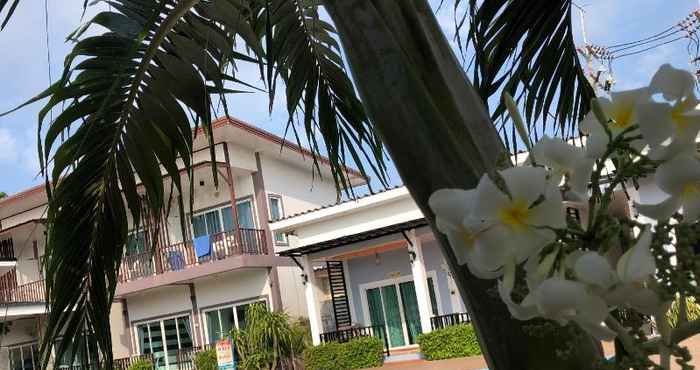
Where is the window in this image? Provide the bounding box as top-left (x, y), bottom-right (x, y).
top-left (126, 230), bottom-right (147, 256)
top-left (204, 299), bottom-right (267, 344)
top-left (136, 315), bottom-right (194, 370)
top-left (8, 343), bottom-right (38, 370)
top-left (191, 200), bottom-right (256, 238)
top-left (268, 195), bottom-right (286, 244)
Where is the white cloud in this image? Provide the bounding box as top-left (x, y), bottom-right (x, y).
top-left (0, 129), bottom-right (18, 162)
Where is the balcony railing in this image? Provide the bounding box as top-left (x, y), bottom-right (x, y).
top-left (118, 228), bottom-right (267, 283)
top-left (320, 325), bottom-right (390, 355)
top-left (0, 279), bottom-right (45, 304)
top-left (430, 312), bottom-right (471, 331)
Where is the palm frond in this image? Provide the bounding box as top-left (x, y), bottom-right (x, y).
top-left (3, 0), bottom-right (263, 367)
top-left (462, 0), bottom-right (594, 145)
top-left (0, 0), bottom-right (20, 30)
top-left (261, 0), bottom-right (388, 193)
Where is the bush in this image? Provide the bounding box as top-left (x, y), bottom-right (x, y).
top-left (304, 336), bottom-right (384, 370)
top-left (194, 348), bottom-right (218, 370)
top-left (127, 358), bottom-right (153, 370)
top-left (417, 324), bottom-right (482, 361)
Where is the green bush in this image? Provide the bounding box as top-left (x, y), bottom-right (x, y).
top-left (304, 336), bottom-right (384, 370)
top-left (127, 358), bottom-right (153, 370)
top-left (417, 324), bottom-right (482, 361)
top-left (194, 348), bottom-right (218, 370)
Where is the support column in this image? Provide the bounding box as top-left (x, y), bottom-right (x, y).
top-left (407, 229), bottom-right (433, 334)
top-left (222, 143), bottom-right (240, 239)
top-left (252, 152), bottom-right (283, 312)
top-left (121, 299), bottom-right (134, 356)
top-left (301, 255), bottom-right (323, 345)
top-left (188, 284), bottom-right (204, 346)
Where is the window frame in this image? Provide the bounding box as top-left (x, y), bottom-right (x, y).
top-left (190, 197), bottom-right (258, 238)
top-left (267, 194), bottom-right (287, 245)
top-left (201, 296), bottom-right (269, 345)
top-left (132, 313), bottom-right (195, 369)
top-left (8, 341), bottom-right (39, 370)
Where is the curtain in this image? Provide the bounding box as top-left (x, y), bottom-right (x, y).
top-left (380, 285), bottom-right (406, 347)
top-left (399, 281), bottom-right (422, 344)
top-left (365, 288), bottom-right (386, 342)
top-left (427, 278), bottom-right (439, 316)
top-left (221, 206), bottom-right (234, 232)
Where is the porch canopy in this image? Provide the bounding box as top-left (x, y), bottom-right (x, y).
top-left (271, 187), bottom-right (453, 348)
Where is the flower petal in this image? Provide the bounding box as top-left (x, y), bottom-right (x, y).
top-left (497, 282), bottom-right (539, 320)
top-left (650, 64), bottom-right (696, 101)
top-left (500, 166), bottom-right (547, 205)
top-left (471, 225), bottom-right (517, 272)
top-left (473, 173), bottom-right (510, 221)
top-left (534, 278), bottom-right (586, 319)
top-left (529, 197), bottom-right (566, 229)
top-left (573, 318), bottom-right (617, 341)
top-left (635, 196), bottom-right (682, 221)
top-left (532, 136), bottom-right (584, 171)
top-left (637, 102), bottom-right (675, 147)
top-left (655, 155), bottom-right (700, 195)
top-left (429, 189), bottom-right (477, 229)
top-left (616, 228), bottom-right (655, 284)
top-left (574, 252), bottom-right (617, 290)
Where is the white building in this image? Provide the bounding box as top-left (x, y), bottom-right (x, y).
top-left (0, 117), bottom-right (365, 369)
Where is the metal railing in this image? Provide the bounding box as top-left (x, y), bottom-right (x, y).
top-left (118, 228), bottom-right (267, 283)
top-left (0, 278), bottom-right (45, 304)
top-left (430, 312), bottom-right (471, 331)
top-left (113, 354), bottom-right (155, 370)
top-left (320, 325), bottom-right (390, 355)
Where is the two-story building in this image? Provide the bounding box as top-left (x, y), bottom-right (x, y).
top-left (0, 117), bottom-right (365, 369)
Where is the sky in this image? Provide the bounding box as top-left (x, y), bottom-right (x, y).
top-left (0, 0), bottom-right (697, 197)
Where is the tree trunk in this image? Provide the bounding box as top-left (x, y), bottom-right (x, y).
top-left (322, 1), bottom-right (603, 369)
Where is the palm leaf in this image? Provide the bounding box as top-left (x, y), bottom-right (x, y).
top-left (2, 0), bottom-right (264, 367)
top-left (462, 0), bottom-right (594, 146)
top-left (260, 0), bottom-right (388, 193)
top-left (0, 0), bottom-right (19, 30)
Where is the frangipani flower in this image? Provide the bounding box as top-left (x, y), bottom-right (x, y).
top-left (498, 278), bottom-right (616, 341)
top-left (649, 63), bottom-right (696, 101)
top-left (635, 155), bottom-right (700, 222)
top-left (429, 189), bottom-right (501, 279)
top-left (472, 167), bottom-right (565, 271)
top-left (531, 136), bottom-right (594, 201)
top-left (579, 88), bottom-right (650, 158)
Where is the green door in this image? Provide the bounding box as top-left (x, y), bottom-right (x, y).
top-left (366, 286), bottom-right (406, 347)
top-left (399, 281), bottom-right (422, 344)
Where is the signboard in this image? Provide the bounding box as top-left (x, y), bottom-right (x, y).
top-left (216, 338), bottom-right (237, 370)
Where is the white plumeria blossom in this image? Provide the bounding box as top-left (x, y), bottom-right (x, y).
top-left (429, 189), bottom-right (501, 278)
top-left (430, 167), bottom-right (565, 277)
top-left (531, 136), bottom-right (594, 201)
top-left (579, 88), bottom-right (649, 158)
top-left (635, 155), bottom-right (700, 222)
top-left (472, 167), bottom-right (565, 271)
top-left (638, 65), bottom-right (700, 161)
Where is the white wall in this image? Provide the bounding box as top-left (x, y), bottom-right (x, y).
top-left (12, 225), bottom-right (45, 285)
top-left (276, 266), bottom-right (307, 318)
top-left (110, 301), bottom-right (130, 359)
top-left (126, 286), bottom-right (192, 323)
top-left (194, 269), bottom-right (270, 310)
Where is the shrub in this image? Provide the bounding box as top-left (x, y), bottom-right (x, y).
top-left (417, 324), bottom-right (482, 361)
top-left (194, 348), bottom-right (218, 370)
top-left (667, 296), bottom-right (700, 328)
top-left (127, 358), bottom-right (153, 370)
top-left (304, 336), bottom-right (383, 370)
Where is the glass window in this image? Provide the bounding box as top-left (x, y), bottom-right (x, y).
top-left (136, 315), bottom-right (193, 370)
top-left (8, 343), bottom-right (38, 370)
top-left (192, 209), bottom-right (223, 238)
top-left (236, 200), bottom-right (255, 229)
top-left (127, 230), bottom-right (146, 256)
top-left (205, 300), bottom-right (267, 343)
top-left (268, 196), bottom-right (286, 244)
top-left (221, 206), bottom-right (234, 232)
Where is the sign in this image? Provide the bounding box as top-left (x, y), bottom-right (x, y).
top-left (216, 338), bottom-right (236, 370)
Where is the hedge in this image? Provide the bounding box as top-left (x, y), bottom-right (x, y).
top-left (194, 348), bottom-right (218, 370)
top-left (304, 336), bottom-right (384, 370)
top-left (417, 324), bottom-right (482, 361)
top-left (127, 358), bottom-right (154, 370)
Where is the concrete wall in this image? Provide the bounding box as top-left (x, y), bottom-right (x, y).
top-left (276, 266), bottom-right (307, 318)
top-left (110, 301), bottom-right (131, 360)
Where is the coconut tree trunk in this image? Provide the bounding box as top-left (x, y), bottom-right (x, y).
top-left (322, 1), bottom-right (603, 369)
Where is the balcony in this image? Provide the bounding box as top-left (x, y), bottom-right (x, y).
top-left (115, 228), bottom-right (290, 297)
top-left (0, 279), bottom-right (45, 304)
top-left (0, 237), bottom-right (17, 275)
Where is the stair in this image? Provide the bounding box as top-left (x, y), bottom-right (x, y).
top-left (326, 261), bottom-right (352, 330)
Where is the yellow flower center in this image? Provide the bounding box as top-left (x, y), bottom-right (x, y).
top-left (671, 99), bottom-right (693, 132)
top-left (610, 105), bottom-right (634, 130)
top-left (499, 199), bottom-right (531, 229)
top-left (461, 229), bottom-right (476, 249)
top-left (682, 183), bottom-right (699, 197)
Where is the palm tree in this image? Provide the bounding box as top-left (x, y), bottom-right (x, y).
top-left (1, 1), bottom-right (600, 369)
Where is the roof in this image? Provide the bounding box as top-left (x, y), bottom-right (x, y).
top-left (278, 218), bottom-right (428, 257)
top-left (0, 116), bottom-right (365, 211)
top-left (272, 185), bottom-right (405, 223)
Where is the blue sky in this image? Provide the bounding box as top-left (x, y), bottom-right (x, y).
top-left (0, 0), bottom-right (697, 196)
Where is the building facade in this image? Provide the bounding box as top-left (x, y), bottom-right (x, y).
top-left (0, 117), bottom-right (363, 369)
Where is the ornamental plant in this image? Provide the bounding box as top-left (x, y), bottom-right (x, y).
top-left (430, 64), bottom-right (700, 369)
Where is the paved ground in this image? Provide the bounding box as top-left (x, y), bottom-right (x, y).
top-left (369, 336), bottom-right (700, 370)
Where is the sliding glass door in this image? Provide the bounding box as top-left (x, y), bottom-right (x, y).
top-left (365, 277), bottom-right (439, 348)
top-left (137, 315), bottom-right (194, 370)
